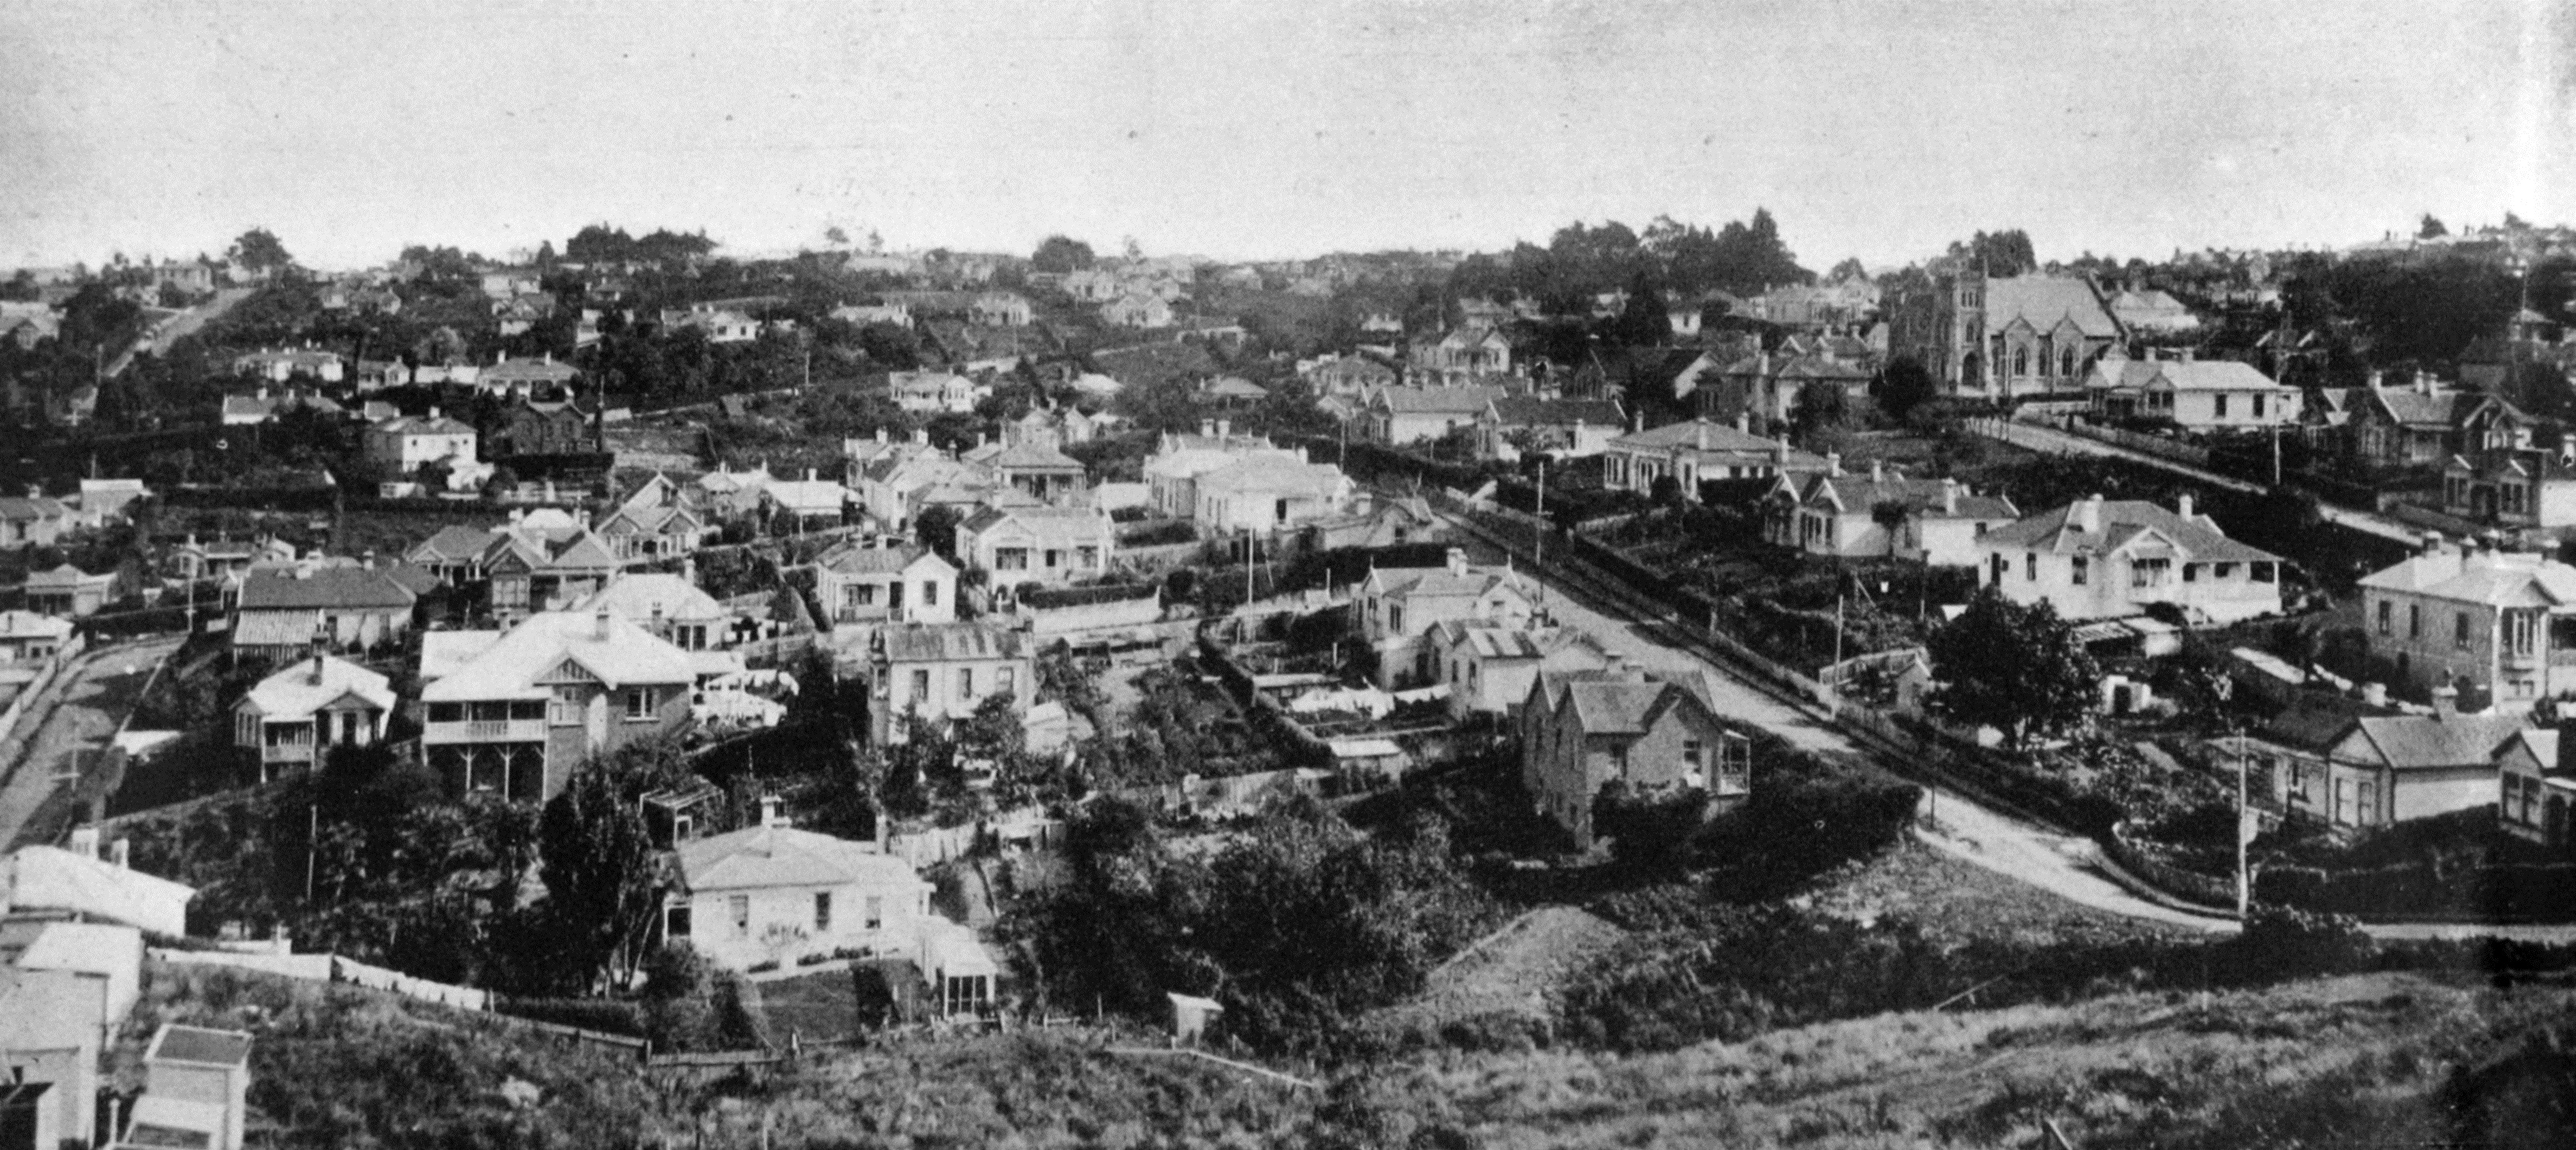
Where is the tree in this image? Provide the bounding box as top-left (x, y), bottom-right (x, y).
top-left (913, 504), bottom-right (960, 559)
top-left (1031, 235), bottom-right (1096, 274)
top-left (1870, 500), bottom-right (1911, 558)
top-left (1877, 355), bottom-right (1939, 423)
top-left (1591, 781), bottom-right (1707, 869)
top-left (1948, 229), bottom-right (2036, 277)
top-left (1925, 586), bottom-right (2100, 750)
top-left (2418, 213), bottom-right (2449, 240)
top-left (539, 763), bottom-right (669, 990)
top-left (227, 227), bottom-right (293, 275)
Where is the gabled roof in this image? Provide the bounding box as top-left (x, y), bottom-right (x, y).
top-left (678, 824), bottom-right (928, 893)
top-left (1196, 455), bottom-right (1348, 497)
top-left (423, 609), bottom-right (698, 702)
top-left (878, 622), bottom-right (1029, 663)
top-left (1489, 397), bottom-right (1624, 428)
top-left (0, 496), bottom-right (69, 523)
top-left (410, 525), bottom-right (500, 563)
top-left (1201, 376), bottom-right (1269, 400)
top-left (1365, 565), bottom-right (1528, 603)
top-left (0, 609), bottom-right (74, 641)
top-left (1375, 386), bottom-right (1501, 415)
top-left (1793, 474), bottom-right (2016, 520)
top-left (817, 541), bottom-right (952, 577)
top-left (236, 567), bottom-right (419, 610)
top-left (979, 442), bottom-right (1086, 472)
top-left (2351, 712), bottom-right (2527, 771)
top-left (1979, 498), bottom-right (2280, 565)
top-left (960, 504), bottom-right (1111, 543)
top-left (242, 654), bottom-right (395, 720)
top-left (1982, 275), bottom-right (2121, 338)
top-left (2359, 549), bottom-right (2576, 606)
top-left (371, 414), bottom-right (476, 436)
top-left (2142, 360), bottom-right (2290, 392)
top-left (572, 573), bottom-right (727, 623)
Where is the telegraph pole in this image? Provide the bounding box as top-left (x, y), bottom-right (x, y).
top-left (2235, 729), bottom-right (2251, 920)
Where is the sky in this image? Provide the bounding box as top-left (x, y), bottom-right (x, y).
top-left (2, 0), bottom-right (2572, 273)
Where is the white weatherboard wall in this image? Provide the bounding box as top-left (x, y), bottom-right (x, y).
top-left (672, 882), bottom-right (933, 970)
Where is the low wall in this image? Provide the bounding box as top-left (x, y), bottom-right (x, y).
top-left (2105, 821), bottom-right (2238, 909)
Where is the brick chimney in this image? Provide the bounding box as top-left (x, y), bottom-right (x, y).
top-left (2176, 492), bottom-right (2194, 521)
top-left (2076, 493), bottom-right (2105, 533)
top-left (309, 653), bottom-right (326, 686)
top-left (761, 795), bottom-right (789, 828)
top-left (1446, 547), bottom-right (1469, 577)
top-left (1942, 477), bottom-right (1960, 514)
top-left (2432, 685), bottom-right (2458, 719)
top-left (593, 608), bottom-right (612, 640)
top-left (1696, 422), bottom-right (1711, 451)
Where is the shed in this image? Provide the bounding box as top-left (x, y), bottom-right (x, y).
top-left (1167, 991), bottom-right (1224, 1046)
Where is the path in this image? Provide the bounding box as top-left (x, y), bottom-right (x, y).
top-left (105, 287), bottom-right (253, 376)
top-left (1968, 417), bottom-right (2420, 544)
top-left (1439, 505), bottom-right (2576, 944)
top-left (0, 634), bottom-right (183, 850)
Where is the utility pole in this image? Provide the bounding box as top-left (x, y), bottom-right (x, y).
top-left (1532, 457), bottom-right (1547, 607)
top-left (2235, 729), bottom-right (2251, 920)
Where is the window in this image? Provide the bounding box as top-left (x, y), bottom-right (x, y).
top-left (909, 669), bottom-right (929, 701)
top-left (2409, 604), bottom-right (2421, 639)
top-left (849, 583), bottom-right (878, 606)
top-left (627, 688), bottom-right (656, 720)
top-left (2457, 612), bottom-right (2473, 650)
top-left (1683, 740), bottom-right (1703, 770)
top-left (1389, 605), bottom-right (1405, 633)
top-left (920, 581), bottom-right (939, 606)
top-left (2214, 394), bottom-right (2230, 418)
top-left (1609, 741), bottom-right (1630, 775)
top-left (2377, 600), bottom-right (2392, 636)
top-left (2012, 348), bottom-right (2029, 376)
top-left (2214, 562), bottom-right (2236, 579)
top-left (866, 896), bottom-right (884, 930)
top-left (551, 686), bottom-right (584, 726)
top-left (2250, 562), bottom-right (2276, 584)
top-left (996, 548), bottom-right (1029, 570)
top-left (2182, 563), bottom-right (2199, 583)
top-left (665, 904), bottom-right (692, 939)
top-left (730, 894), bottom-right (750, 936)
top-left (2072, 556), bottom-right (2088, 585)
top-left (2252, 394), bottom-right (2266, 419)
top-left (2511, 611), bottom-right (2538, 657)
top-left (2060, 347), bottom-right (2077, 377)
top-left (998, 666), bottom-right (1016, 695)
top-left (2132, 557), bottom-right (2170, 589)
top-left (2025, 553), bottom-right (2037, 581)
top-left (958, 667), bottom-right (974, 699)
top-left (1077, 545), bottom-right (1100, 568)
top-left (1043, 549), bottom-right (1062, 569)
top-left (815, 892), bottom-right (832, 932)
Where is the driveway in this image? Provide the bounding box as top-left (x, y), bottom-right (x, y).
top-left (0, 634), bottom-right (184, 850)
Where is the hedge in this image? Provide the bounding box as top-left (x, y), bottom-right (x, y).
top-left (2258, 860), bottom-right (2576, 921)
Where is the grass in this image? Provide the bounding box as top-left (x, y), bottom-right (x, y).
top-left (1797, 838), bottom-right (2202, 950)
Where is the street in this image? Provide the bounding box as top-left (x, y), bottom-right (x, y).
top-left (0, 634), bottom-right (183, 850)
top-left (1446, 508), bottom-right (2576, 943)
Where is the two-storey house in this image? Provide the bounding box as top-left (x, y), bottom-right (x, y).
top-left (1765, 464), bottom-right (2019, 565)
top-left (2441, 447), bottom-right (2576, 534)
top-left (363, 409), bottom-right (478, 472)
top-left (1142, 422), bottom-right (1296, 520)
top-left (1427, 622), bottom-right (1608, 719)
top-left (1358, 550), bottom-right (1535, 688)
top-left (865, 622), bottom-right (1034, 745)
top-left (1521, 663), bottom-right (1751, 848)
top-left (420, 609), bottom-right (698, 802)
top-left (1972, 494), bottom-right (2283, 624)
top-left (231, 654), bottom-right (394, 784)
top-left (2357, 541), bottom-right (2576, 711)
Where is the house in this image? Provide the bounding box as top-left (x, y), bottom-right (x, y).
top-left (1302, 354), bottom-right (1399, 397)
top-left (891, 370), bottom-right (982, 414)
top-left (2343, 373), bottom-right (2526, 469)
top-left (405, 525), bottom-right (504, 585)
top-left (1142, 423), bottom-right (1297, 520)
top-left (866, 622), bottom-right (1034, 745)
top-left (959, 440), bottom-right (1089, 503)
top-left (815, 541), bottom-right (958, 626)
top-left (228, 565), bottom-right (418, 659)
top-left (1364, 386), bottom-right (1502, 447)
top-left (1, 833), bottom-right (195, 935)
top-left (494, 291), bottom-right (558, 335)
top-left (1194, 452), bottom-right (1355, 534)
top-left (420, 609), bottom-right (698, 802)
top-left (955, 505), bottom-right (1114, 587)
top-left (1428, 622), bottom-right (1609, 719)
top-left (73, 477), bottom-right (149, 525)
top-left (1603, 418), bottom-right (1833, 501)
top-left (497, 395), bottom-right (596, 455)
top-left (596, 475), bottom-right (712, 564)
top-left (483, 527), bottom-right (621, 623)
top-left (2495, 728), bottom-right (2576, 848)
top-left (761, 470), bottom-right (855, 528)
top-left (363, 408), bottom-right (478, 472)
top-left (130, 1024), bottom-right (257, 1150)
top-left (2357, 541), bottom-right (2576, 711)
top-left (176, 534), bottom-right (295, 582)
top-left (1709, 351), bottom-right (1874, 431)
top-left (0, 930), bottom-right (128, 1150)
top-left (970, 292), bottom-right (1033, 326)
top-left (1765, 464), bottom-right (2019, 565)
top-left (2246, 696), bottom-right (2524, 832)
top-left (1974, 493), bottom-right (2283, 624)
top-left (1104, 294), bottom-right (1174, 329)
top-left (2105, 285), bottom-right (2202, 334)
top-left (231, 654), bottom-right (394, 783)
top-left (831, 302), bottom-right (912, 328)
top-left (1886, 270), bottom-right (2121, 399)
top-left (665, 307), bottom-right (762, 343)
top-left (479, 269), bottom-right (540, 298)
top-left (25, 564), bottom-right (116, 618)
top-left (0, 490), bottom-right (71, 547)
top-left (1476, 395), bottom-right (1625, 460)
top-left (571, 573), bottom-right (731, 651)
top-left (1409, 326), bottom-right (1513, 384)
top-left (1299, 494), bottom-right (1444, 552)
top-left (855, 453), bottom-right (1004, 532)
top-left (1358, 549), bottom-right (1535, 688)
top-left (695, 464), bottom-right (774, 520)
top-left (0, 610), bottom-right (72, 663)
top-left (1520, 663), bottom-right (1752, 848)
top-left (1200, 376), bottom-right (1268, 406)
top-left (2132, 358), bottom-right (2301, 430)
top-left (231, 347), bottom-right (346, 383)
top-left (1004, 405), bottom-right (1095, 451)
top-left (664, 803), bottom-right (936, 971)
top-left (2441, 447), bottom-right (2576, 534)
top-left (219, 387), bottom-right (344, 425)
top-left (480, 353), bottom-right (581, 399)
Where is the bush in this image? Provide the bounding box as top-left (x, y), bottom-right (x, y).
top-left (495, 996), bottom-right (646, 1037)
top-left (2222, 905), bottom-right (2376, 983)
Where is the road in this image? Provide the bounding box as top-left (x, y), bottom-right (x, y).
top-left (1969, 417), bottom-right (2421, 545)
top-left (105, 286), bottom-right (254, 377)
top-left (0, 634), bottom-right (183, 850)
top-left (1446, 507), bottom-right (2576, 943)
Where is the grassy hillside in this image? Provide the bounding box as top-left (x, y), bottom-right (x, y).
top-left (126, 956), bottom-right (2576, 1149)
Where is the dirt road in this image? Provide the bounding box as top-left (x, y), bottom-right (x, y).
top-left (0, 634), bottom-right (183, 850)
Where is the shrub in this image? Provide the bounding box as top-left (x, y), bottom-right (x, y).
top-left (2222, 905), bottom-right (2375, 984)
top-left (495, 996), bottom-right (646, 1037)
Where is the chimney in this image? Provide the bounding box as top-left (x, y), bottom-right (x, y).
top-left (2368, 370), bottom-right (2385, 390)
top-left (22, 484), bottom-right (37, 500)
top-left (876, 427), bottom-right (888, 444)
top-left (109, 837), bottom-right (129, 869)
top-left (593, 608), bottom-right (611, 639)
top-left (68, 826), bottom-right (99, 859)
top-left (1774, 435), bottom-right (1790, 463)
top-left (2176, 492), bottom-right (2194, 521)
top-left (1217, 419), bottom-right (1231, 440)
top-left (2421, 532), bottom-right (2445, 556)
top-left (309, 653), bottom-right (326, 685)
top-left (2432, 685), bottom-right (2458, 719)
top-left (499, 350), bottom-right (510, 363)
top-left (807, 468), bottom-right (817, 481)
top-left (682, 556), bottom-right (697, 584)
top-left (2076, 493), bottom-right (2105, 533)
top-left (1734, 411), bottom-right (1749, 433)
top-left (2416, 371), bottom-right (2432, 395)
top-left (2361, 681), bottom-right (2388, 708)
top-left (914, 427), bottom-right (928, 445)
top-left (2180, 347), bottom-right (2195, 362)
top-left (1696, 421), bottom-right (1712, 451)
top-left (1942, 477), bottom-right (1960, 514)
top-left (760, 795), bottom-right (787, 828)
top-left (1867, 458), bottom-right (1882, 483)
top-left (1446, 547), bottom-right (1469, 577)
top-left (1200, 419), bottom-right (1215, 437)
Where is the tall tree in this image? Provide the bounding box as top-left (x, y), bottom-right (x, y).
top-left (540, 762), bottom-right (671, 990)
top-left (2417, 213), bottom-right (2449, 240)
top-left (1925, 586), bottom-right (2100, 750)
top-left (1031, 235), bottom-right (1096, 273)
top-left (226, 227), bottom-right (293, 275)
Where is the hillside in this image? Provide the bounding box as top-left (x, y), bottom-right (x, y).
top-left (127, 957), bottom-right (2576, 1148)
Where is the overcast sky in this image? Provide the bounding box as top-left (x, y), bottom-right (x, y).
top-left (3, 0), bottom-right (2571, 271)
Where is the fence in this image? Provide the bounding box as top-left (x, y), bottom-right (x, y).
top-left (2103, 822), bottom-right (2238, 909)
top-left (2060, 419), bottom-right (2214, 466)
top-left (0, 631), bottom-right (86, 748)
top-left (150, 946), bottom-right (652, 1059)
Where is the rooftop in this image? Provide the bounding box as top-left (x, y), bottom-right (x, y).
top-left (678, 824), bottom-right (928, 893)
top-left (423, 609), bottom-right (697, 702)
